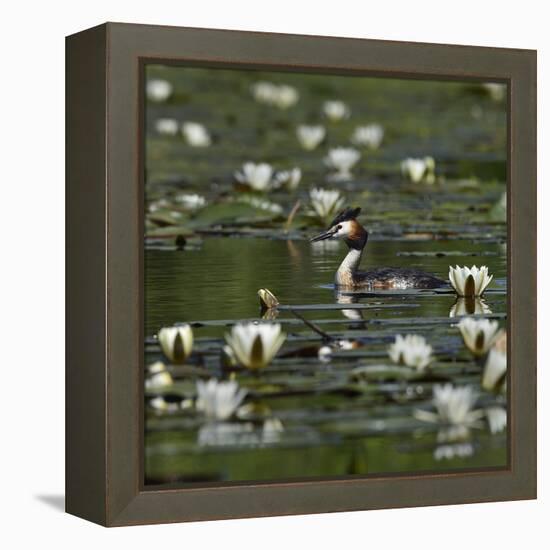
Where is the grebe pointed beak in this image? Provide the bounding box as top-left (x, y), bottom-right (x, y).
top-left (310, 227), bottom-right (337, 242)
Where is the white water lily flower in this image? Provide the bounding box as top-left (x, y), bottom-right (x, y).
top-left (251, 81), bottom-right (278, 104)
top-left (388, 334), bottom-right (432, 371)
top-left (234, 162), bottom-right (274, 191)
top-left (482, 348), bottom-right (507, 392)
top-left (401, 157), bottom-right (436, 184)
top-left (274, 167), bottom-right (302, 190)
top-left (324, 147), bottom-right (361, 180)
top-left (351, 124), bottom-right (384, 149)
top-left (196, 379), bottom-right (247, 421)
top-left (458, 318), bottom-right (502, 357)
top-left (145, 362), bottom-right (174, 389)
top-left (485, 406), bottom-right (507, 434)
top-left (250, 81), bottom-right (298, 109)
top-left (225, 322), bottom-right (286, 370)
top-left (483, 82), bottom-right (506, 101)
top-left (416, 384), bottom-right (484, 427)
top-left (323, 100), bottom-right (350, 121)
top-left (158, 325), bottom-right (194, 364)
top-left (449, 265), bottom-right (494, 297)
top-left (181, 122), bottom-right (211, 147)
top-left (175, 193), bottom-right (206, 210)
top-left (309, 187), bottom-right (345, 221)
top-left (154, 118), bottom-right (179, 136)
top-left (272, 84), bottom-right (299, 109)
top-left (146, 79), bottom-right (173, 102)
top-left (449, 297), bottom-right (492, 318)
top-left (296, 125), bottom-right (326, 150)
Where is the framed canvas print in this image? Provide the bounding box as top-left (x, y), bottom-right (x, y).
top-left (66, 22), bottom-right (537, 526)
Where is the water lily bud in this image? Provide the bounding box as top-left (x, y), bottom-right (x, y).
top-left (145, 362), bottom-right (173, 389)
top-left (258, 288), bottom-right (279, 310)
top-left (458, 318), bottom-right (502, 357)
top-left (158, 325), bottom-right (194, 364)
top-left (196, 379), bottom-right (247, 421)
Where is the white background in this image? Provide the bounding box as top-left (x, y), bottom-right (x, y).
top-left (1, 0), bottom-right (546, 547)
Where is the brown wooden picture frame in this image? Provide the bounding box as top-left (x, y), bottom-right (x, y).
top-left (66, 22), bottom-right (537, 527)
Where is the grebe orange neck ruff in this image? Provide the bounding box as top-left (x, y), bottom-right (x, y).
top-left (310, 207), bottom-right (446, 290)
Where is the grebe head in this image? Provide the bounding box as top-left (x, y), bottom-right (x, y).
top-left (310, 206), bottom-right (367, 250)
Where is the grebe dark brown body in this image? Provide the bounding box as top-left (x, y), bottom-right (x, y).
top-left (337, 266), bottom-right (446, 289)
top-left (310, 207), bottom-right (446, 290)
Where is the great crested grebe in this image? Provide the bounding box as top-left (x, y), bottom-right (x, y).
top-left (310, 207), bottom-right (446, 290)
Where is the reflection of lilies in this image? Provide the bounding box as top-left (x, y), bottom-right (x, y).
top-left (198, 418), bottom-right (284, 447)
top-left (311, 238), bottom-right (341, 255)
top-left (415, 384), bottom-right (484, 428)
top-left (449, 297), bottom-right (492, 317)
top-left (434, 421), bottom-right (475, 461)
top-left (196, 379), bottom-right (247, 421)
top-left (324, 147), bottom-right (361, 181)
top-left (434, 441), bottom-right (474, 461)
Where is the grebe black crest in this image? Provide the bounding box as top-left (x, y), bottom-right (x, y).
top-left (310, 206), bottom-right (446, 290)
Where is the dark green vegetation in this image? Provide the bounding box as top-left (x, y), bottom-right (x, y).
top-left (144, 65), bottom-right (507, 485)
